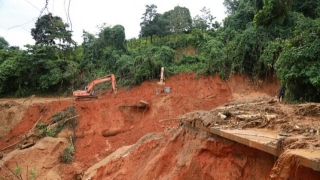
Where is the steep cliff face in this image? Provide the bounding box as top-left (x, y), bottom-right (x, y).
top-left (88, 127), bottom-right (276, 180)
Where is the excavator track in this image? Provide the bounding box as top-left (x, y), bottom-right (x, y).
top-left (75, 96), bottom-right (98, 101)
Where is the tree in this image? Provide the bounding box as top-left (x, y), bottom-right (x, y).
top-left (140, 4), bottom-right (159, 42)
top-left (275, 17), bottom-right (320, 102)
top-left (21, 44), bottom-right (79, 93)
top-left (80, 25), bottom-right (127, 79)
top-left (0, 36), bottom-right (9, 49)
top-left (0, 48), bottom-right (27, 95)
top-left (99, 25), bottom-right (126, 53)
top-left (223, 25), bottom-right (270, 77)
top-left (223, 0), bottom-right (240, 14)
top-left (223, 0), bottom-right (263, 14)
top-left (193, 7), bottom-right (215, 37)
top-left (223, 0), bottom-right (257, 31)
top-left (200, 38), bottom-right (226, 77)
top-left (254, 0), bottom-right (294, 26)
top-left (164, 6), bottom-right (192, 34)
top-left (292, 0), bottom-right (320, 19)
top-left (31, 13), bottom-right (74, 47)
top-left (0, 37), bottom-right (10, 65)
top-left (141, 4), bottom-right (158, 23)
top-left (140, 4), bottom-right (168, 43)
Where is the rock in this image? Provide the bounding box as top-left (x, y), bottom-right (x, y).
top-left (36, 142), bottom-right (46, 150)
top-left (310, 129), bottom-right (317, 133)
top-left (218, 112), bottom-right (227, 120)
top-left (101, 128), bottom-right (125, 137)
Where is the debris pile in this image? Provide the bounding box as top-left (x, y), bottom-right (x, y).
top-left (178, 97), bottom-right (281, 129)
top-left (177, 97), bottom-right (320, 151)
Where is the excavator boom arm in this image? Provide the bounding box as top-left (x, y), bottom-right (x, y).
top-left (87, 74), bottom-right (116, 93)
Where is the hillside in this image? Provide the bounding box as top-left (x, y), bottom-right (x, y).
top-left (1, 73), bottom-right (320, 179)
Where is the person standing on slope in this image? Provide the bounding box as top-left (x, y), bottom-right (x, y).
top-left (277, 85), bottom-right (286, 102)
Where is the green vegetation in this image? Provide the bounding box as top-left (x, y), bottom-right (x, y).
top-left (1, 164), bottom-right (37, 180)
top-left (61, 144), bottom-right (75, 163)
top-left (35, 105), bottom-right (78, 163)
top-left (36, 105), bottom-right (78, 137)
top-left (0, 1), bottom-right (319, 102)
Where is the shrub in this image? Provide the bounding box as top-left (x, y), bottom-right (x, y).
top-left (61, 144), bottom-right (75, 163)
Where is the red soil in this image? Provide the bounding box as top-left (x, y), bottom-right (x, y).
top-left (91, 128), bottom-right (277, 180)
top-left (1, 73), bottom-right (319, 179)
top-left (0, 73), bottom-right (231, 178)
top-left (72, 72), bottom-right (233, 170)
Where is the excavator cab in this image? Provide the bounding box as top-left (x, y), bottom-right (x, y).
top-left (84, 86), bottom-right (95, 95)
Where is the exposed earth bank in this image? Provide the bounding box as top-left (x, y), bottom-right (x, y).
top-left (1, 73), bottom-right (320, 180)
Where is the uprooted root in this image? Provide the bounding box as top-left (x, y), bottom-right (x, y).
top-left (294, 103), bottom-right (320, 116)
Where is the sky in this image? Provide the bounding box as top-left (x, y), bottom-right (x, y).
top-left (0, 0), bottom-right (227, 48)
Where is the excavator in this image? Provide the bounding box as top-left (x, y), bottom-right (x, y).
top-left (73, 74), bottom-right (117, 100)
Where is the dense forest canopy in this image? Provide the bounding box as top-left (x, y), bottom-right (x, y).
top-left (0, 0), bottom-right (319, 102)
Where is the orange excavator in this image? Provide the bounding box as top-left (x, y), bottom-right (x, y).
top-left (73, 74), bottom-right (117, 100)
